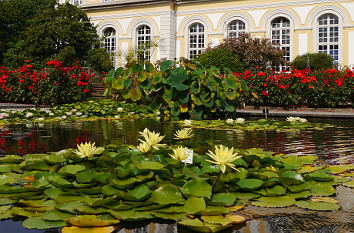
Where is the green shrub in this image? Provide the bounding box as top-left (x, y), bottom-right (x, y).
top-left (195, 48), bottom-right (244, 73)
top-left (291, 53), bottom-right (334, 70)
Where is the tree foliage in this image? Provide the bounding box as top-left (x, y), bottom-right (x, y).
top-left (291, 53), bottom-right (334, 71)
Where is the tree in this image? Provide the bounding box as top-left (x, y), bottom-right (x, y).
top-left (3, 0), bottom-right (112, 72)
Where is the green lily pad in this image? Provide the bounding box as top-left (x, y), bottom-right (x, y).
top-left (151, 184), bottom-right (184, 205)
top-left (342, 180), bottom-right (354, 188)
top-left (66, 215), bottom-right (120, 227)
top-left (251, 196), bottom-right (296, 208)
top-left (305, 170), bottom-right (333, 182)
top-left (287, 191), bottom-right (312, 199)
top-left (237, 179), bottom-right (264, 190)
top-left (42, 209), bottom-right (75, 221)
top-left (280, 171), bottom-right (304, 185)
top-left (135, 161), bottom-right (164, 170)
top-left (151, 211), bottom-right (186, 220)
top-left (127, 185), bottom-right (151, 200)
top-left (234, 192), bottom-right (260, 200)
top-left (310, 183), bottom-right (336, 196)
top-left (287, 182), bottom-right (311, 193)
top-left (211, 193), bottom-right (237, 206)
top-left (296, 200), bottom-right (340, 211)
top-left (178, 218), bottom-right (230, 233)
top-left (59, 165), bottom-right (86, 176)
top-left (76, 170), bottom-right (96, 183)
top-left (0, 175), bottom-right (15, 185)
top-left (23, 217), bottom-right (66, 229)
top-left (198, 206), bottom-right (230, 215)
top-left (184, 196), bottom-right (206, 214)
top-left (181, 179), bottom-right (212, 199)
top-left (256, 185), bottom-right (286, 197)
top-left (327, 165), bottom-right (354, 174)
top-left (201, 215), bottom-right (233, 226)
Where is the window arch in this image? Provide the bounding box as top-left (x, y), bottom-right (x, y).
top-left (318, 13), bottom-right (339, 64)
top-left (103, 27), bottom-right (117, 67)
top-left (227, 20), bottom-right (246, 38)
top-left (271, 17), bottom-right (291, 62)
top-left (136, 25), bottom-right (152, 63)
top-left (188, 23), bottom-right (205, 59)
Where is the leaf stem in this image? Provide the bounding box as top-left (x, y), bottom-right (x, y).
top-left (150, 150), bottom-right (152, 161)
top-left (212, 171), bottom-right (222, 189)
top-left (180, 161), bottom-right (182, 174)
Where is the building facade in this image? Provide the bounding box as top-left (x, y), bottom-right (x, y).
top-left (62, 0), bottom-right (354, 68)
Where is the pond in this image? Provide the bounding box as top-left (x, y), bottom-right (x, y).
top-left (0, 117), bottom-right (353, 233)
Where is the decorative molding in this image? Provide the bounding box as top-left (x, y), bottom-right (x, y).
top-left (217, 12), bottom-right (254, 35)
top-left (97, 21), bottom-right (122, 35)
top-left (177, 15), bottom-right (213, 36)
top-left (292, 6), bottom-right (315, 25)
top-left (90, 10), bottom-right (173, 21)
top-left (261, 9), bottom-right (301, 30)
top-left (127, 17), bottom-right (160, 37)
top-left (247, 10), bottom-right (268, 28)
top-left (307, 5), bottom-right (351, 27)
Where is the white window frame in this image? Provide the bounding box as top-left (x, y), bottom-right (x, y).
top-left (188, 23), bottom-right (206, 60)
top-left (70, 0), bottom-right (83, 5)
top-left (227, 20), bottom-right (246, 38)
top-left (103, 27), bottom-right (117, 68)
top-left (136, 25), bottom-right (152, 63)
top-left (270, 17), bottom-right (291, 63)
top-left (317, 13), bottom-right (340, 65)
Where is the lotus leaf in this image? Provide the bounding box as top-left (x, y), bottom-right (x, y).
top-left (0, 174), bottom-right (15, 185)
top-left (342, 180), bottom-right (354, 188)
top-left (234, 192), bottom-right (260, 200)
top-left (310, 197), bottom-right (338, 203)
top-left (178, 218), bottom-right (230, 233)
top-left (280, 171), bottom-right (304, 185)
top-left (76, 170), bottom-right (96, 183)
top-left (296, 200), bottom-right (340, 211)
top-left (310, 183), bottom-right (336, 196)
top-left (59, 165), bottom-right (86, 176)
top-left (198, 206), bottom-right (230, 215)
top-left (181, 179), bottom-right (212, 199)
top-left (62, 226), bottom-right (115, 233)
top-left (0, 155), bottom-right (23, 164)
top-left (287, 182), bottom-right (311, 193)
top-left (151, 211), bottom-right (186, 220)
top-left (23, 217), bottom-right (66, 229)
top-left (327, 165), bottom-right (354, 174)
top-left (237, 179), bottom-right (264, 190)
top-left (128, 185), bottom-right (151, 200)
top-left (251, 196), bottom-right (296, 208)
top-left (256, 185), bottom-right (286, 197)
top-left (211, 193), bottom-right (237, 206)
top-left (184, 196), bottom-right (206, 214)
top-left (151, 184), bottom-right (184, 205)
top-left (66, 215), bottom-right (120, 227)
top-left (201, 215), bottom-right (233, 226)
top-left (287, 191), bottom-right (311, 199)
top-left (134, 161), bottom-right (164, 170)
top-left (305, 170), bottom-right (334, 182)
top-left (42, 209), bottom-right (75, 221)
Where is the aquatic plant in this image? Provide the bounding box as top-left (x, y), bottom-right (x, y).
top-left (174, 128), bottom-right (194, 140)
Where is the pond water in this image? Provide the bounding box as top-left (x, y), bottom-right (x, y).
top-left (0, 117), bottom-right (353, 233)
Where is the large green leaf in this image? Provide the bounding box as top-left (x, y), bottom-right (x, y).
top-left (310, 183), bottom-right (336, 196)
top-left (134, 161), bottom-right (164, 170)
top-left (0, 175), bottom-right (15, 185)
top-left (59, 165), bottom-right (86, 176)
top-left (160, 60), bottom-right (173, 72)
top-left (181, 179), bottom-right (212, 199)
top-left (151, 184), bottom-right (184, 205)
top-left (178, 218), bottom-right (231, 233)
top-left (305, 170), bottom-right (334, 182)
top-left (296, 200), bottom-right (340, 211)
top-left (251, 196), bottom-right (296, 208)
top-left (42, 209), bottom-right (75, 221)
top-left (166, 67), bottom-right (189, 91)
top-left (280, 171), bottom-right (304, 185)
top-left (237, 179), bottom-right (264, 190)
top-left (23, 217), bottom-right (66, 229)
top-left (256, 185), bottom-right (286, 197)
top-left (211, 193), bottom-right (236, 206)
top-left (184, 196), bottom-right (206, 214)
top-left (223, 73), bottom-right (240, 90)
top-left (127, 185), bottom-right (151, 200)
top-left (66, 215), bottom-right (119, 227)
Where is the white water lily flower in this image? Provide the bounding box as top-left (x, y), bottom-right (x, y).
top-left (286, 116), bottom-right (307, 123)
top-left (0, 113), bottom-right (9, 119)
top-left (156, 111), bottom-right (161, 115)
top-left (114, 115), bottom-right (120, 119)
top-left (137, 141), bottom-right (151, 153)
top-left (37, 117), bottom-right (45, 121)
top-left (169, 147), bottom-right (188, 161)
top-left (74, 142), bottom-right (104, 158)
top-left (235, 118), bottom-right (245, 124)
top-left (183, 119), bottom-right (192, 126)
top-left (49, 112), bottom-right (54, 116)
top-left (66, 112), bottom-right (72, 116)
top-left (174, 128), bottom-right (194, 140)
top-left (139, 128), bottom-right (165, 150)
top-left (76, 112), bottom-right (82, 116)
top-left (25, 112), bottom-right (33, 118)
top-left (61, 116), bottom-right (67, 119)
top-left (71, 109), bottom-right (77, 112)
top-left (206, 145), bottom-right (242, 173)
top-left (117, 107), bottom-right (123, 112)
top-left (226, 119), bottom-right (234, 124)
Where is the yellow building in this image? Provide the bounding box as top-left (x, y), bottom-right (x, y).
top-left (63, 0), bottom-right (354, 68)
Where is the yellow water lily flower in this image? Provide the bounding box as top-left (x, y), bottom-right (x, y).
top-left (137, 141), bottom-right (151, 153)
top-left (169, 147), bottom-right (188, 161)
top-left (174, 128), bottom-right (194, 140)
top-left (206, 145), bottom-right (241, 173)
top-left (74, 142), bottom-right (104, 158)
top-left (139, 128), bottom-right (165, 150)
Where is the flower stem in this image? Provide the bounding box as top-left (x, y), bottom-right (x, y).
top-left (180, 161), bottom-right (182, 174)
top-left (212, 171), bottom-right (222, 189)
top-left (150, 150), bottom-right (152, 161)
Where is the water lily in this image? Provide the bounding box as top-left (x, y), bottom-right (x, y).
top-left (117, 107), bottom-right (123, 112)
top-left (174, 128), bottom-right (193, 140)
top-left (286, 116), bottom-right (307, 123)
top-left (183, 119), bottom-right (192, 126)
top-left (25, 112), bottom-right (33, 118)
top-left (169, 147), bottom-right (188, 161)
top-left (0, 113), bottom-right (9, 119)
top-left (206, 145), bottom-right (241, 173)
top-left (37, 117), bottom-right (45, 121)
top-left (114, 115), bottom-right (120, 119)
top-left (226, 118), bottom-right (234, 124)
top-left (137, 141), bottom-right (151, 153)
top-left (76, 112), bottom-right (82, 116)
top-left (139, 128), bottom-right (165, 150)
top-left (235, 118), bottom-right (245, 124)
top-left (49, 112), bottom-right (54, 116)
top-left (74, 142), bottom-right (104, 158)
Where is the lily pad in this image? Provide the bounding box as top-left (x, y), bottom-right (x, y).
top-left (135, 161), bottom-right (164, 170)
top-left (66, 215), bottom-right (120, 227)
top-left (178, 218), bottom-right (231, 233)
top-left (211, 193), bottom-right (237, 206)
top-left (23, 217), bottom-right (66, 229)
top-left (42, 209), bottom-right (75, 221)
top-left (184, 196), bottom-right (206, 214)
top-left (201, 215), bottom-right (232, 226)
top-left (342, 180), bottom-right (354, 188)
top-left (151, 184), bottom-right (184, 205)
top-left (251, 196), bottom-right (296, 208)
top-left (61, 226), bottom-right (115, 233)
top-left (237, 179), bottom-right (263, 190)
top-left (127, 185), bottom-right (151, 200)
top-left (280, 171), bottom-right (304, 185)
top-left (181, 179), bottom-right (212, 199)
top-left (310, 183), bottom-right (336, 196)
top-left (296, 200), bottom-right (340, 211)
top-left (59, 165), bottom-right (86, 176)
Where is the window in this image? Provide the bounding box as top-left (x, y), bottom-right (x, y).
top-left (103, 28), bottom-right (117, 67)
top-left (227, 20), bottom-right (246, 38)
top-left (318, 13), bottom-right (339, 64)
top-left (70, 0), bottom-right (83, 5)
top-left (271, 17), bottom-right (291, 62)
top-left (189, 23), bottom-right (205, 59)
top-left (136, 25), bottom-right (152, 63)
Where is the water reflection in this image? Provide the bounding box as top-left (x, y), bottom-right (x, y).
top-left (0, 118), bottom-right (353, 233)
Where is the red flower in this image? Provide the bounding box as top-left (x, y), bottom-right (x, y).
top-left (279, 85), bottom-right (286, 89)
top-left (24, 60), bottom-right (30, 63)
top-left (28, 86), bottom-right (34, 90)
top-left (308, 85), bottom-right (312, 89)
top-left (20, 79), bottom-right (24, 83)
top-left (84, 89), bottom-right (89, 93)
top-left (262, 90), bottom-right (268, 96)
top-left (263, 83), bottom-right (267, 87)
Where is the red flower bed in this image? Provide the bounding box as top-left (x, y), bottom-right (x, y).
top-left (0, 60), bottom-right (102, 105)
top-left (233, 68), bottom-right (354, 107)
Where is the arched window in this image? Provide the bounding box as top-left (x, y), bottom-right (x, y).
top-left (136, 25), bottom-right (152, 63)
top-left (271, 17), bottom-right (291, 62)
top-left (103, 27), bottom-right (117, 67)
top-left (318, 13), bottom-right (339, 64)
top-left (189, 23), bottom-right (205, 59)
top-left (227, 20), bottom-right (246, 38)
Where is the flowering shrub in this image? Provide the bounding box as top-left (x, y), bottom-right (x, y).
top-left (233, 67), bottom-right (354, 107)
top-left (0, 60), bottom-right (101, 105)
